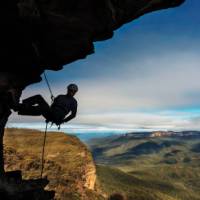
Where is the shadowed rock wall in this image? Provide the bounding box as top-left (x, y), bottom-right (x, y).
top-left (0, 0), bottom-right (184, 87)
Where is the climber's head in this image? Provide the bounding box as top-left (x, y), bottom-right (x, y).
top-left (67, 83), bottom-right (78, 96)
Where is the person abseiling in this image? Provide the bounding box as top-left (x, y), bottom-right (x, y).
top-left (17, 83), bottom-right (78, 126)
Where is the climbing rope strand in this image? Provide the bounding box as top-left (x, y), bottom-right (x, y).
top-left (40, 122), bottom-right (48, 178)
top-left (43, 72), bottom-right (62, 130)
top-left (41, 72), bottom-right (62, 177)
top-left (43, 72), bottom-right (54, 102)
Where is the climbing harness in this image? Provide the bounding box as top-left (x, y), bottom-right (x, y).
top-left (43, 72), bottom-right (62, 129)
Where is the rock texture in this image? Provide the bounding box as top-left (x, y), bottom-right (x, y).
top-left (4, 128), bottom-right (100, 200)
top-left (0, 171), bottom-right (55, 200)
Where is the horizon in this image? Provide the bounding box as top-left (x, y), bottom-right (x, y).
top-left (6, 121), bottom-right (200, 142)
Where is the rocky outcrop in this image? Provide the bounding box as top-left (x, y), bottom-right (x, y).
top-left (83, 162), bottom-right (96, 190)
top-left (0, 171), bottom-right (55, 200)
top-left (4, 128), bottom-right (100, 200)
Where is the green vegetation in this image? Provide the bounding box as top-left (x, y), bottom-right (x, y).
top-left (89, 133), bottom-right (200, 200)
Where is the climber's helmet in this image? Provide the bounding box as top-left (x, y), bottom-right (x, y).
top-left (67, 84), bottom-right (78, 95)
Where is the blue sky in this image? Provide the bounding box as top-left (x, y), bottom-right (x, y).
top-left (8, 0), bottom-right (200, 131)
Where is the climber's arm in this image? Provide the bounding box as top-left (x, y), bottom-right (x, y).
top-left (63, 101), bottom-right (77, 123)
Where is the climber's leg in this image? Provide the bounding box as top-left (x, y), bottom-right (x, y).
top-left (22, 95), bottom-right (48, 106)
top-left (18, 105), bottom-right (43, 116)
top-left (18, 95), bottom-right (51, 119)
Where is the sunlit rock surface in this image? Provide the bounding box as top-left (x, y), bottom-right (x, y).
top-left (4, 128), bottom-right (99, 200)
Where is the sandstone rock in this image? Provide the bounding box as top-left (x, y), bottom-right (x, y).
top-left (4, 128), bottom-right (99, 200)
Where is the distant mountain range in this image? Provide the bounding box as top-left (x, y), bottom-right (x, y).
top-left (88, 130), bottom-right (200, 200)
top-left (88, 130), bottom-right (200, 164)
top-left (122, 130), bottom-right (200, 139)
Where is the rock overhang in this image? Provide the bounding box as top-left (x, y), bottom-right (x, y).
top-left (0, 0), bottom-right (185, 88)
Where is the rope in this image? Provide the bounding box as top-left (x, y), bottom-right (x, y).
top-left (40, 122), bottom-right (48, 178)
top-left (40, 72), bottom-right (62, 178)
top-left (43, 72), bottom-right (54, 103)
top-left (43, 71), bottom-right (62, 129)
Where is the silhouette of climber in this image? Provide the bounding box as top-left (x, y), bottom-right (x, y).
top-left (16, 84), bottom-right (78, 125)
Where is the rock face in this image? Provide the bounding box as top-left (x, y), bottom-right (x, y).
top-left (0, 171), bottom-right (55, 200)
top-left (0, 0), bottom-right (185, 86)
top-left (84, 162), bottom-right (96, 190)
top-left (4, 128), bottom-right (100, 200)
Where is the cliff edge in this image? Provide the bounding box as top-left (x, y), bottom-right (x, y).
top-left (4, 128), bottom-right (100, 200)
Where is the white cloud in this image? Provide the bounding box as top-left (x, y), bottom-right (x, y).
top-left (9, 46), bottom-right (200, 131)
top-left (8, 110), bottom-right (200, 132)
top-left (8, 20), bottom-right (200, 131)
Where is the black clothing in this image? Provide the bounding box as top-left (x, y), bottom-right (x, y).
top-left (51, 95), bottom-right (77, 120)
top-left (18, 94), bottom-right (77, 124)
